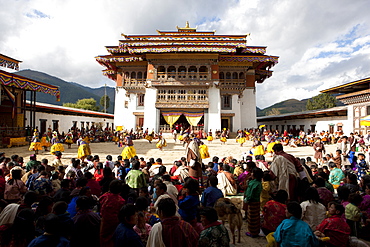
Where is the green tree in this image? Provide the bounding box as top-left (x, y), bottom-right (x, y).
top-left (100, 95), bottom-right (110, 113)
top-left (63, 98), bottom-right (100, 111)
top-left (306, 93), bottom-right (337, 110)
top-left (266, 108), bottom-right (281, 116)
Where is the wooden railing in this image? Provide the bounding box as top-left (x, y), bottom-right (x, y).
top-left (157, 72), bottom-right (209, 80)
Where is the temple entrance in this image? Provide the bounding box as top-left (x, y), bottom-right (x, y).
top-left (159, 109), bottom-right (204, 132)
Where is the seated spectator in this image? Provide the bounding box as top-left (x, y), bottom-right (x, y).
top-left (261, 190), bottom-right (288, 235)
top-left (217, 164), bottom-right (237, 196)
top-left (313, 177), bottom-right (334, 208)
top-left (133, 211), bottom-right (152, 246)
top-left (71, 196), bottom-right (101, 247)
top-left (28, 214), bottom-right (70, 247)
top-left (99, 180), bottom-right (125, 246)
top-left (300, 187), bottom-right (326, 231)
top-left (201, 176), bottom-right (223, 207)
top-left (345, 193), bottom-right (363, 237)
top-left (4, 167), bottom-right (27, 203)
top-left (274, 201), bottom-right (319, 247)
top-left (162, 174), bottom-right (179, 199)
top-left (342, 173), bottom-right (360, 194)
top-left (315, 202), bottom-right (351, 247)
top-left (328, 161), bottom-right (344, 189)
top-left (198, 207), bottom-right (230, 247)
top-left (52, 201), bottom-right (73, 239)
top-left (147, 198), bottom-right (199, 247)
top-left (53, 179), bottom-right (71, 203)
top-left (84, 172), bottom-right (101, 196)
top-left (114, 204), bottom-right (144, 247)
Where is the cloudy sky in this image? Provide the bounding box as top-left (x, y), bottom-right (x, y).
top-left (1, 0), bottom-right (369, 109)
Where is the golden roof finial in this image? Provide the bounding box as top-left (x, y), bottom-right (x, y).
top-left (185, 21), bottom-right (190, 28)
top-left (177, 21), bottom-right (197, 32)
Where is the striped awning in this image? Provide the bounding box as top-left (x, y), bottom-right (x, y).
top-left (0, 70), bottom-right (60, 101)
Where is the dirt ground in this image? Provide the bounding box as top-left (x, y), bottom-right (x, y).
top-left (0, 137), bottom-right (340, 246)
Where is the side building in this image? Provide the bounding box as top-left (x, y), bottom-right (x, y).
top-left (96, 23), bottom-right (278, 132)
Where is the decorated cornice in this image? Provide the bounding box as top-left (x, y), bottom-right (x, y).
top-left (96, 56), bottom-right (144, 63)
top-left (124, 35), bottom-right (246, 40)
top-left (0, 70), bottom-right (60, 101)
top-left (255, 69), bottom-right (273, 77)
top-left (128, 46), bottom-right (236, 53)
top-left (241, 47), bottom-right (266, 54)
top-left (219, 56), bottom-right (278, 64)
top-left (119, 41), bottom-right (247, 47)
top-left (155, 102), bottom-right (209, 108)
top-left (0, 58), bottom-right (19, 70)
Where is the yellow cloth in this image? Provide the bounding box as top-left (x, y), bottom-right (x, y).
top-left (185, 115), bottom-right (202, 127)
top-left (220, 137), bottom-right (227, 142)
top-left (178, 135), bottom-right (184, 141)
top-left (163, 115), bottom-right (181, 128)
top-left (121, 146), bottom-right (136, 159)
top-left (29, 142), bottom-right (42, 151)
top-left (77, 144), bottom-right (91, 159)
top-left (199, 144), bottom-right (210, 159)
top-left (65, 138), bottom-right (73, 144)
top-left (266, 232), bottom-right (277, 247)
top-left (40, 137), bottom-right (51, 147)
top-left (266, 142), bottom-right (276, 153)
top-left (237, 137), bottom-right (246, 144)
top-left (254, 145), bottom-right (265, 156)
top-left (50, 143), bottom-right (64, 154)
top-left (156, 139), bottom-right (167, 149)
top-left (145, 135), bottom-right (153, 142)
top-left (207, 136), bottom-right (213, 141)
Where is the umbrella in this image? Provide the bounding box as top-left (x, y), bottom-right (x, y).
top-left (360, 115), bottom-right (370, 126)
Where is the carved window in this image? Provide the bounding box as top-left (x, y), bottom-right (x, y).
top-left (138, 94), bottom-right (145, 106)
top-left (222, 95), bottom-right (232, 110)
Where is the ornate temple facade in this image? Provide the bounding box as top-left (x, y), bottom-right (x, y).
top-left (96, 23), bottom-right (278, 132)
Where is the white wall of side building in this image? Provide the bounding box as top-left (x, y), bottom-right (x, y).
top-left (143, 86), bottom-right (159, 132)
top-left (114, 87), bottom-right (136, 130)
top-left (207, 85), bottom-right (221, 132)
top-left (240, 88), bottom-right (257, 129)
top-left (26, 112), bottom-right (114, 134)
top-left (258, 115), bottom-right (350, 135)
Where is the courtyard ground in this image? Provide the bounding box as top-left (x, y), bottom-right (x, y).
top-left (0, 137), bottom-right (341, 246)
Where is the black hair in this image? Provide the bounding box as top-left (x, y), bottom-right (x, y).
top-left (162, 174), bottom-right (171, 182)
top-left (336, 149), bottom-right (342, 154)
top-left (132, 160), bottom-right (140, 170)
top-left (348, 193), bottom-right (363, 205)
top-left (287, 201), bottom-right (302, 218)
top-left (184, 178), bottom-right (199, 194)
top-left (263, 171), bottom-right (272, 181)
top-left (118, 203), bottom-right (138, 224)
top-left (158, 165), bottom-right (166, 175)
top-left (52, 201), bottom-right (68, 215)
top-left (212, 156), bottom-right (219, 162)
top-left (318, 172), bottom-right (329, 181)
top-left (208, 176), bottom-right (218, 187)
top-left (109, 180), bottom-right (122, 194)
top-left (44, 213), bottom-right (60, 234)
top-left (304, 187), bottom-right (320, 204)
top-left (86, 155), bottom-right (93, 161)
top-left (106, 155), bottom-right (112, 161)
top-left (347, 173), bottom-right (358, 185)
top-left (337, 186), bottom-right (350, 201)
top-left (314, 177), bottom-right (326, 188)
top-left (273, 190), bottom-right (288, 204)
top-left (272, 143), bottom-right (283, 152)
top-left (76, 196), bottom-right (91, 210)
top-left (157, 198), bottom-right (176, 217)
top-left (328, 201), bottom-right (345, 215)
top-left (156, 182), bottom-right (167, 192)
top-left (156, 158), bottom-right (162, 163)
top-left (199, 207), bottom-right (218, 223)
top-left (83, 172), bottom-right (93, 179)
top-left (252, 167), bottom-right (263, 181)
top-left (135, 196), bottom-right (149, 211)
top-left (76, 178), bottom-right (88, 187)
top-left (175, 161), bottom-right (182, 167)
top-left (149, 158), bottom-right (155, 163)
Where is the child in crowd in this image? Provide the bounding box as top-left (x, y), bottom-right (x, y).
top-left (133, 211), bottom-right (152, 246)
top-left (345, 193), bottom-right (363, 237)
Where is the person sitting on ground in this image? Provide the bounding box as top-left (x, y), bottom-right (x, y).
top-left (313, 177), bottom-right (334, 209)
top-left (201, 175), bottom-right (223, 207)
top-left (342, 173), bottom-right (360, 194)
top-left (52, 201), bottom-right (73, 240)
top-left (4, 167), bottom-right (27, 203)
top-left (28, 213), bottom-right (70, 247)
top-left (315, 202), bottom-right (351, 247)
top-left (99, 180), bottom-right (125, 246)
top-left (328, 161), bottom-right (345, 189)
top-left (71, 196), bottom-right (101, 247)
top-left (273, 201), bottom-right (319, 247)
top-left (125, 160), bottom-right (147, 190)
top-left (198, 207), bottom-right (230, 247)
top-left (261, 190), bottom-right (288, 235)
top-left (162, 174), bottom-right (178, 199)
top-left (217, 164), bottom-right (237, 196)
top-left (345, 193), bottom-right (363, 237)
top-left (300, 187), bottom-right (326, 231)
top-left (147, 198), bottom-right (199, 247)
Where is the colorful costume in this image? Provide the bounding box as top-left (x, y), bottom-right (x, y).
top-left (121, 135), bottom-right (136, 159)
top-left (206, 131), bottom-right (213, 142)
top-left (236, 130), bottom-right (246, 145)
top-left (77, 137), bottom-right (91, 160)
top-left (220, 131), bottom-right (227, 143)
top-left (156, 137), bottom-right (167, 149)
top-left (252, 140), bottom-right (265, 156)
top-left (65, 132), bottom-right (74, 146)
top-left (40, 133), bottom-right (51, 150)
top-left (145, 131), bottom-right (154, 143)
top-left (29, 130), bottom-right (42, 153)
top-left (199, 144), bottom-right (210, 159)
top-left (50, 132), bottom-right (64, 155)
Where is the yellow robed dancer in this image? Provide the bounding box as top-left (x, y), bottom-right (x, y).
top-left (65, 132), bottom-right (74, 149)
top-left (121, 134), bottom-right (136, 159)
top-left (77, 136), bottom-right (91, 162)
top-left (236, 130), bottom-right (246, 147)
top-left (199, 143), bottom-right (210, 159)
top-left (40, 133), bottom-right (51, 151)
top-left (220, 129), bottom-right (227, 145)
top-left (50, 131), bottom-right (65, 155)
top-left (252, 139), bottom-right (265, 156)
top-left (156, 135), bottom-right (167, 151)
top-left (145, 130), bottom-right (154, 143)
top-left (29, 130), bottom-right (42, 154)
top-left (207, 130), bottom-right (213, 143)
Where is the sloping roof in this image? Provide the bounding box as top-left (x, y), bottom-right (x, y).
top-left (26, 101), bottom-right (114, 118)
top-left (0, 70), bottom-right (60, 101)
top-left (320, 77), bottom-right (370, 94)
